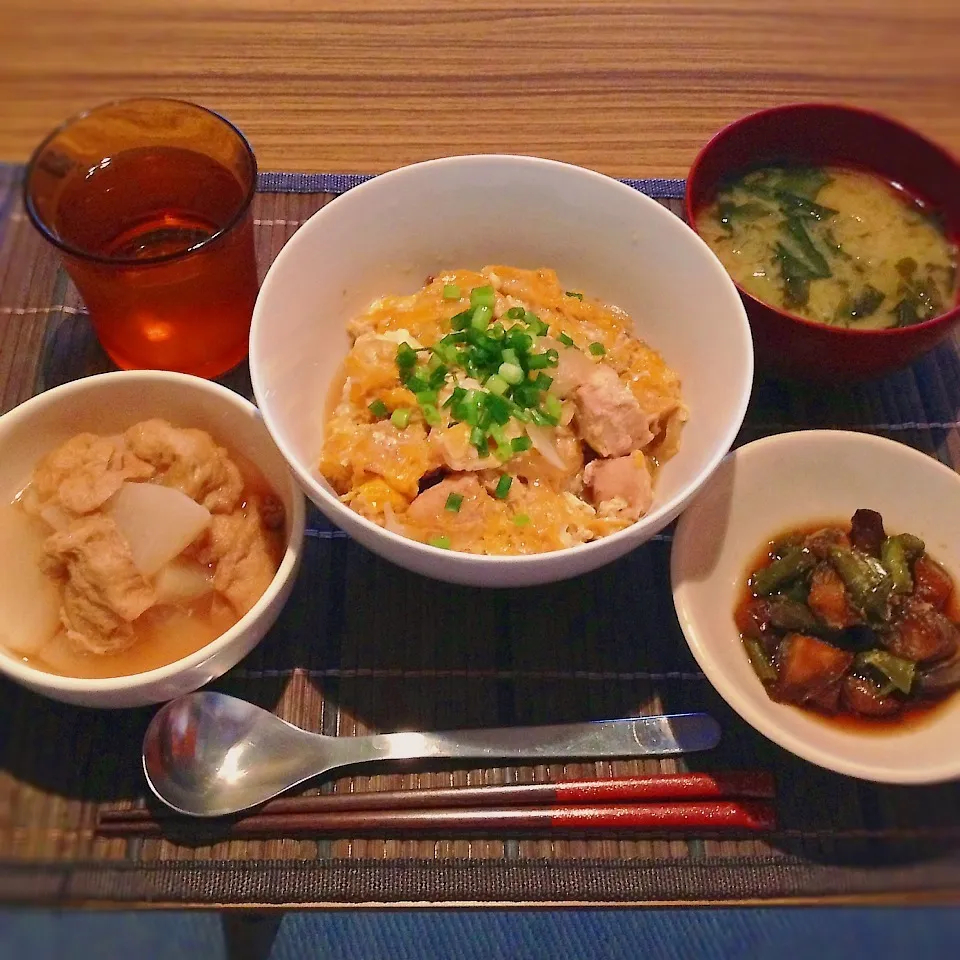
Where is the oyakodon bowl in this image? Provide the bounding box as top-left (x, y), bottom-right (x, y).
top-left (249, 155), bottom-right (753, 587)
top-left (685, 103), bottom-right (960, 382)
top-left (0, 372), bottom-right (305, 709)
top-left (672, 430), bottom-right (960, 784)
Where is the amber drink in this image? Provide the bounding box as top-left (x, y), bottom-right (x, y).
top-left (24, 99), bottom-right (259, 378)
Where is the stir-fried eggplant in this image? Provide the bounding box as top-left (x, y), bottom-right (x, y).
top-left (735, 510), bottom-right (960, 720)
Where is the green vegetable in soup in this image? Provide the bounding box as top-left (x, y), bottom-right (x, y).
top-left (700, 164), bottom-right (958, 330)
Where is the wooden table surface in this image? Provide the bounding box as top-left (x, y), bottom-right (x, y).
top-left (1, 0), bottom-right (959, 178)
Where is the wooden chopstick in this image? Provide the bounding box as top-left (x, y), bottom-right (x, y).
top-left (98, 801), bottom-right (775, 837)
top-left (97, 772), bottom-right (776, 836)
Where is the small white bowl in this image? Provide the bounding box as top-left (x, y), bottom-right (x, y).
top-left (0, 371), bottom-right (306, 708)
top-left (672, 430), bottom-right (960, 784)
top-left (250, 154), bottom-right (753, 586)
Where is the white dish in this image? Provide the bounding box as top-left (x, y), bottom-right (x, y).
top-left (672, 430), bottom-right (960, 784)
top-left (0, 372), bottom-right (306, 708)
top-left (250, 154), bottom-right (753, 586)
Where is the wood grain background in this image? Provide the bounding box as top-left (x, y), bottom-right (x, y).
top-left (1, 0), bottom-right (959, 177)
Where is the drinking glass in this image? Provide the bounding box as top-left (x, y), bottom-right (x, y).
top-left (24, 98), bottom-right (259, 378)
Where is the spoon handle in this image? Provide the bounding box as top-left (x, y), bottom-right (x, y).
top-left (351, 713), bottom-right (721, 766)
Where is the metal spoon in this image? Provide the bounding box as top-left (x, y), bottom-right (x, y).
top-left (143, 691), bottom-right (722, 817)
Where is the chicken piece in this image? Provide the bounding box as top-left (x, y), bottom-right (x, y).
top-left (548, 342), bottom-right (595, 398)
top-left (842, 675), bottom-right (903, 717)
top-left (40, 515), bottom-right (156, 654)
top-left (807, 563), bottom-right (860, 630)
top-left (882, 596), bottom-right (958, 663)
top-left (24, 432), bottom-right (154, 517)
top-left (574, 364), bottom-right (655, 457)
top-left (124, 419), bottom-right (244, 514)
top-left (193, 498), bottom-right (279, 617)
top-left (774, 633), bottom-right (853, 705)
top-left (405, 475), bottom-right (489, 543)
top-left (583, 455), bottom-right (653, 521)
top-left (912, 555), bottom-right (953, 610)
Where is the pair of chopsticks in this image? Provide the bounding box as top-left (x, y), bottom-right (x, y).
top-left (98, 771), bottom-right (776, 837)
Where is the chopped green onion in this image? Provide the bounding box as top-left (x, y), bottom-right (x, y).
top-left (489, 424), bottom-right (513, 462)
top-left (588, 341), bottom-right (606, 356)
top-left (428, 535), bottom-right (451, 549)
top-left (414, 389), bottom-right (438, 407)
top-left (396, 342), bottom-right (418, 369)
top-left (532, 373), bottom-right (553, 391)
top-left (451, 310), bottom-right (473, 331)
top-left (404, 373), bottom-right (428, 394)
top-left (511, 436), bottom-right (533, 453)
top-left (428, 364), bottom-right (449, 389)
top-left (494, 475), bottom-right (513, 499)
top-left (421, 403), bottom-right (442, 426)
top-left (486, 374), bottom-right (509, 396)
top-left (368, 399), bottom-right (389, 419)
top-left (544, 349), bottom-right (558, 365)
top-left (513, 513), bottom-right (531, 527)
top-left (470, 285), bottom-right (496, 309)
top-left (442, 283), bottom-right (461, 300)
top-left (529, 408), bottom-right (551, 426)
top-left (512, 384), bottom-right (540, 408)
top-left (505, 306), bottom-right (526, 320)
top-left (498, 361), bottom-right (524, 385)
top-left (484, 393), bottom-right (512, 424)
top-left (501, 348), bottom-right (520, 367)
top-left (391, 408), bottom-right (411, 429)
top-left (469, 425), bottom-right (488, 452)
top-left (526, 352), bottom-right (552, 370)
top-left (557, 332), bottom-right (575, 347)
top-left (445, 493), bottom-right (464, 513)
top-left (505, 329), bottom-right (533, 353)
top-left (460, 389), bottom-right (483, 425)
top-left (543, 394), bottom-right (562, 421)
top-left (523, 311), bottom-right (549, 335)
top-left (565, 291), bottom-right (583, 300)
top-left (489, 321), bottom-right (505, 341)
top-left (471, 305), bottom-right (493, 330)
top-left (444, 385), bottom-right (466, 409)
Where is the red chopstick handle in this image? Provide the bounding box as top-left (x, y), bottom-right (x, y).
top-left (549, 800), bottom-right (776, 832)
top-left (554, 772), bottom-right (775, 804)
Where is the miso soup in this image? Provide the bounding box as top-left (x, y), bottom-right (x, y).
top-left (699, 165), bottom-right (958, 329)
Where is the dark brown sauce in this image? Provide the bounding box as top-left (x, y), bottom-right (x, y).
top-left (735, 518), bottom-right (960, 733)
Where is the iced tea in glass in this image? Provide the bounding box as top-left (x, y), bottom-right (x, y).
top-left (24, 98), bottom-right (259, 378)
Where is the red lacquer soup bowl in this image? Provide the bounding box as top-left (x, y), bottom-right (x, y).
top-left (686, 103), bottom-right (960, 382)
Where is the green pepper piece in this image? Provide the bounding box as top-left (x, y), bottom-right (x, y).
top-left (856, 649), bottom-right (916, 695)
top-left (765, 596), bottom-right (822, 634)
top-left (827, 546), bottom-right (894, 621)
top-left (880, 537), bottom-right (912, 593)
top-left (749, 546), bottom-right (815, 596)
top-left (744, 638), bottom-right (779, 684)
top-left (880, 534), bottom-right (925, 594)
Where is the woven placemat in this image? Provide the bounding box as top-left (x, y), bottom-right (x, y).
top-left (1, 164), bottom-right (959, 907)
